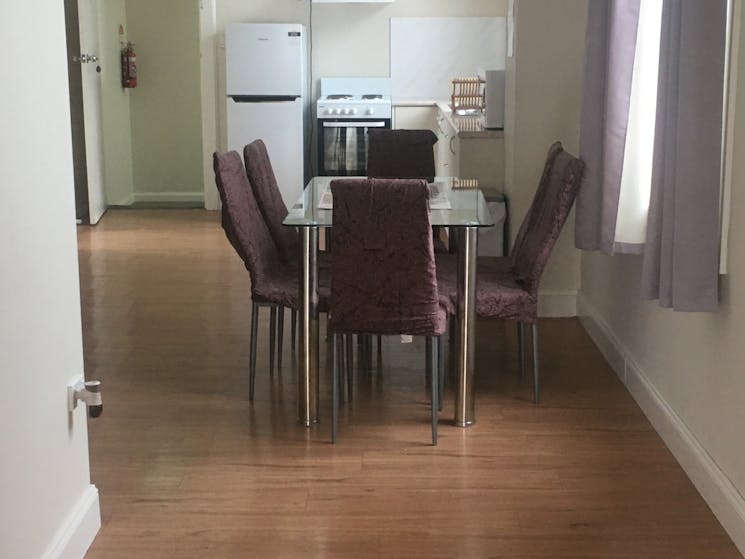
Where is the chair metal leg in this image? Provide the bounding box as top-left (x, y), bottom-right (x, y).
top-left (430, 336), bottom-right (438, 446)
top-left (425, 336), bottom-right (433, 386)
top-left (249, 302), bottom-right (259, 400)
top-left (346, 334), bottom-right (354, 401)
top-left (532, 323), bottom-right (539, 404)
top-left (277, 307), bottom-right (284, 369)
top-left (291, 309), bottom-right (297, 350)
top-left (438, 334), bottom-right (445, 412)
top-left (518, 321), bottom-right (525, 378)
top-left (269, 306), bottom-right (277, 373)
top-left (377, 335), bottom-right (382, 359)
top-left (332, 334), bottom-right (339, 444)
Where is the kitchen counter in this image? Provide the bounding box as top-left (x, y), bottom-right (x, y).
top-left (392, 99), bottom-right (504, 140)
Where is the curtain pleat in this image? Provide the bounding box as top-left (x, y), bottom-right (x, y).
top-left (640, 0), bottom-right (727, 311)
top-left (575, 0), bottom-right (641, 253)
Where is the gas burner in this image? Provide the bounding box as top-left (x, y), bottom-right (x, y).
top-left (326, 94), bottom-right (353, 100)
top-left (362, 94), bottom-right (383, 100)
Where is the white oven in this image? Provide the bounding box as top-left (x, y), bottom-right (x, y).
top-left (316, 77), bottom-right (392, 176)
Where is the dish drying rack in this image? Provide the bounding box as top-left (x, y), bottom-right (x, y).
top-left (451, 77), bottom-right (485, 114)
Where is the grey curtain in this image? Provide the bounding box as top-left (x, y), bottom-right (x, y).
top-left (640, 0), bottom-right (727, 311)
top-left (575, 0), bottom-right (641, 254)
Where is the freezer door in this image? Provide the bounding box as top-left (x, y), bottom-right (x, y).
top-left (226, 23), bottom-right (304, 97)
top-left (227, 98), bottom-right (304, 207)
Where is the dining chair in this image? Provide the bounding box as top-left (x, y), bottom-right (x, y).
top-left (366, 129), bottom-right (438, 182)
top-left (213, 150), bottom-right (330, 400)
top-left (475, 141), bottom-right (584, 404)
top-left (328, 178), bottom-right (447, 445)
top-left (243, 139), bottom-right (300, 363)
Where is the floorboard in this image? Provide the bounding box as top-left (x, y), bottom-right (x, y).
top-left (80, 209), bottom-right (740, 558)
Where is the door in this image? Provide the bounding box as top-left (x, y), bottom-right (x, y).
top-left (76, 0), bottom-right (106, 224)
top-left (1, 3), bottom-right (99, 557)
top-left (227, 98), bottom-right (304, 206)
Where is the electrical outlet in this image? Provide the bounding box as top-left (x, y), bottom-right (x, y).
top-left (67, 375), bottom-right (85, 412)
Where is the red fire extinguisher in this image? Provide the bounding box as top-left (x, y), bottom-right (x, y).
top-left (121, 41), bottom-right (137, 88)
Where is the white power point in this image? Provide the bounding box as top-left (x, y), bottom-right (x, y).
top-left (67, 375), bottom-right (103, 417)
top-left (67, 375), bottom-right (85, 412)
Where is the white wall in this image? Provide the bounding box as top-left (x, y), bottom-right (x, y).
top-left (100, 0), bottom-right (135, 206)
top-left (505, 0), bottom-right (587, 315)
top-left (0, 2), bottom-right (99, 558)
top-left (578, 6), bottom-right (745, 553)
top-left (127, 0), bottom-right (204, 203)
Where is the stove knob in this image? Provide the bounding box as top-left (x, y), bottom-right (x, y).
top-left (342, 108), bottom-right (351, 115)
top-left (366, 107), bottom-right (375, 116)
top-left (332, 108), bottom-right (341, 115)
top-left (325, 108), bottom-right (333, 115)
top-left (349, 108), bottom-right (358, 115)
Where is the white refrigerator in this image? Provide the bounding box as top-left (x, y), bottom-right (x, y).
top-left (225, 23), bottom-right (306, 206)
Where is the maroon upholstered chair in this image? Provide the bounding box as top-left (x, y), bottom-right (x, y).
top-left (475, 142), bottom-right (584, 403)
top-left (366, 129), bottom-right (438, 182)
top-left (328, 178), bottom-right (447, 445)
top-left (213, 150), bottom-right (330, 399)
top-left (243, 139), bottom-right (299, 356)
top-left (366, 129), bottom-right (447, 253)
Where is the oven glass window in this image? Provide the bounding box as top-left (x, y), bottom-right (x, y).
top-left (319, 120), bottom-right (389, 176)
top-left (323, 125), bottom-right (368, 175)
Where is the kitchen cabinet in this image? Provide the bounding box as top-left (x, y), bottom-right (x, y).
top-left (392, 106), bottom-right (437, 131)
top-left (435, 110), bottom-right (460, 178)
top-left (312, 0), bottom-right (393, 3)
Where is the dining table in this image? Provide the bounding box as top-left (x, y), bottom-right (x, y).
top-left (283, 176), bottom-right (495, 428)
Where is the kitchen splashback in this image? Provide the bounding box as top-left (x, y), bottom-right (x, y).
top-left (390, 17), bottom-right (506, 101)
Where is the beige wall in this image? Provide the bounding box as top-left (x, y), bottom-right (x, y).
top-left (579, 6), bottom-right (745, 552)
top-left (99, 0), bottom-right (134, 206)
top-left (506, 0), bottom-right (587, 313)
top-left (127, 0), bottom-right (203, 201)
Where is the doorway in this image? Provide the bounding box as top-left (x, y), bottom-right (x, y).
top-left (64, 0), bottom-right (90, 222)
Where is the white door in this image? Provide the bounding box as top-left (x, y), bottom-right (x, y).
top-left (77, 0), bottom-right (106, 224)
top-left (227, 98), bottom-right (305, 206)
top-left (1, 3), bottom-right (99, 558)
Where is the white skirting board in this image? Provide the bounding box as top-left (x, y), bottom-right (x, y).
top-left (577, 294), bottom-right (745, 556)
top-left (42, 485), bottom-right (100, 559)
top-left (133, 191), bottom-right (205, 204)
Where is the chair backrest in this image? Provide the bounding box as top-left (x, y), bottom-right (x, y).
top-left (213, 151), bottom-right (283, 294)
top-left (366, 129), bottom-right (438, 182)
top-left (243, 139), bottom-right (298, 265)
top-left (510, 141), bottom-right (585, 294)
top-left (329, 178), bottom-right (445, 336)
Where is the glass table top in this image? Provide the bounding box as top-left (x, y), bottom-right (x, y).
top-left (283, 176), bottom-right (496, 228)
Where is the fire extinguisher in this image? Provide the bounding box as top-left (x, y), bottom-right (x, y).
top-left (121, 41), bottom-right (137, 89)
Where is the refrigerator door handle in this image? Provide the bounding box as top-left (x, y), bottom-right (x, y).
top-left (230, 95), bottom-right (301, 103)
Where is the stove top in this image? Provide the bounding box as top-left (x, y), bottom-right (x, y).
top-left (317, 77), bottom-right (393, 119)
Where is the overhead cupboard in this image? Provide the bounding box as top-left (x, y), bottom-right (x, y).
top-left (311, 0), bottom-right (394, 3)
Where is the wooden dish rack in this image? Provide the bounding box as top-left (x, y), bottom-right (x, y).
top-left (451, 77), bottom-right (485, 113)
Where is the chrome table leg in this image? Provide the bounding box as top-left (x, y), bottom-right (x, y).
top-left (454, 226), bottom-right (478, 427)
top-left (299, 227), bottom-right (319, 426)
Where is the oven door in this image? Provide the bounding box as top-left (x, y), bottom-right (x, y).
top-left (318, 118), bottom-right (390, 176)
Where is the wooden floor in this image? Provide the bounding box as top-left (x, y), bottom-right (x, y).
top-left (80, 210), bottom-right (740, 558)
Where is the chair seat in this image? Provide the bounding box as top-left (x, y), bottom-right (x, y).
top-left (253, 264), bottom-right (331, 313)
top-left (476, 257), bottom-right (537, 323)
